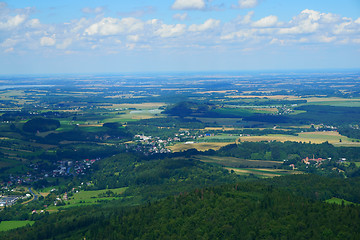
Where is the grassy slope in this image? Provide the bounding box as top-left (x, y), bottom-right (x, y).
top-left (0, 221), bottom-right (35, 232)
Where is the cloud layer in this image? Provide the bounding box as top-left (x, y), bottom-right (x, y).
top-left (0, 2), bottom-right (359, 56)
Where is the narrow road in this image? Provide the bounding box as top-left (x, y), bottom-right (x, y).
top-left (28, 187), bottom-right (38, 201)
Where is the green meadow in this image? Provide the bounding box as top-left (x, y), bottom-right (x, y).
top-left (0, 221), bottom-right (35, 232)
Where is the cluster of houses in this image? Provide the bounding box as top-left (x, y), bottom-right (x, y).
top-left (288, 155), bottom-right (347, 170)
top-left (133, 130), bottom-right (221, 154)
top-left (132, 135), bottom-right (175, 154)
top-left (0, 194), bottom-right (31, 207)
top-left (1, 158), bottom-right (101, 191)
top-left (301, 156), bottom-right (327, 165)
top-left (52, 158), bottom-right (100, 177)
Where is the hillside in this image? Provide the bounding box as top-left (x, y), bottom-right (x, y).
top-left (2, 175), bottom-right (360, 240)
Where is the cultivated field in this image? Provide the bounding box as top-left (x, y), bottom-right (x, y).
top-left (168, 142), bottom-right (232, 152)
top-left (192, 155), bottom-right (299, 178)
top-left (193, 155), bottom-right (283, 168)
top-left (238, 131), bottom-right (360, 147)
top-left (225, 167), bottom-right (302, 178)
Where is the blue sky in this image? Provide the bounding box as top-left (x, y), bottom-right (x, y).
top-left (0, 0), bottom-right (359, 74)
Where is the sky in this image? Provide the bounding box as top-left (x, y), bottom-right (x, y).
top-left (0, 0), bottom-right (359, 74)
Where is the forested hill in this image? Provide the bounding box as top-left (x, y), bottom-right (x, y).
top-left (3, 175), bottom-right (360, 240)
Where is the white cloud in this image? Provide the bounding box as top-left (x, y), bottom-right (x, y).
top-left (0, 14), bottom-right (26, 29)
top-left (172, 0), bottom-right (205, 10)
top-left (127, 35), bottom-right (140, 42)
top-left (155, 24), bottom-right (186, 37)
top-left (173, 13), bottom-right (188, 21)
top-left (189, 19), bottom-right (220, 32)
top-left (56, 38), bottom-right (72, 49)
top-left (252, 15), bottom-right (278, 27)
top-left (85, 17), bottom-right (144, 36)
top-left (320, 13), bottom-right (340, 24)
top-left (40, 36), bottom-right (56, 46)
top-left (220, 29), bottom-right (255, 41)
top-left (126, 43), bottom-right (136, 50)
top-left (317, 35), bottom-right (336, 43)
top-left (270, 38), bottom-right (285, 45)
top-left (1, 38), bottom-right (19, 48)
top-left (238, 0), bottom-right (258, 9)
top-left (278, 9), bottom-right (321, 34)
top-left (1, 2), bottom-right (359, 56)
top-left (26, 19), bottom-right (41, 28)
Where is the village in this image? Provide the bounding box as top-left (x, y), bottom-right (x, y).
top-left (0, 127), bottom-right (353, 209)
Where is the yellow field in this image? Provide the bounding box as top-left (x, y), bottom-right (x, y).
top-left (238, 131), bottom-right (360, 146)
top-left (78, 124), bottom-right (103, 127)
top-left (254, 108), bottom-right (278, 112)
top-left (168, 142), bottom-right (232, 152)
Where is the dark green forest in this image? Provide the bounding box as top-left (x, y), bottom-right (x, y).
top-left (2, 175), bottom-right (360, 240)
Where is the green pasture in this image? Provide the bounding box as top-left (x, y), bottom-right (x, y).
top-left (288, 110), bottom-right (307, 115)
top-left (200, 133), bottom-right (240, 142)
top-left (311, 101), bottom-right (360, 107)
top-left (0, 221), bottom-right (35, 232)
top-left (47, 187), bottom-right (128, 210)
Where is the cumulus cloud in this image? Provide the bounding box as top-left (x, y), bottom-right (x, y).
top-left (278, 9), bottom-right (321, 34)
top-left (40, 36), bottom-right (56, 46)
top-left (220, 8), bottom-right (360, 47)
top-left (173, 13), bottom-right (188, 21)
top-left (1, 2), bottom-right (359, 55)
top-left (172, 0), bottom-right (205, 10)
top-left (155, 23), bottom-right (186, 37)
top-left (189, 19), bottom-right (220, 32)
top-left (0, 14), bottom-right (26, 29)
top-left (252, 15), bottom-right (278, 27)
top-left (85, 17), bottom-right (144, 36)
top-left (238, 0), bottom-right (258, 9)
